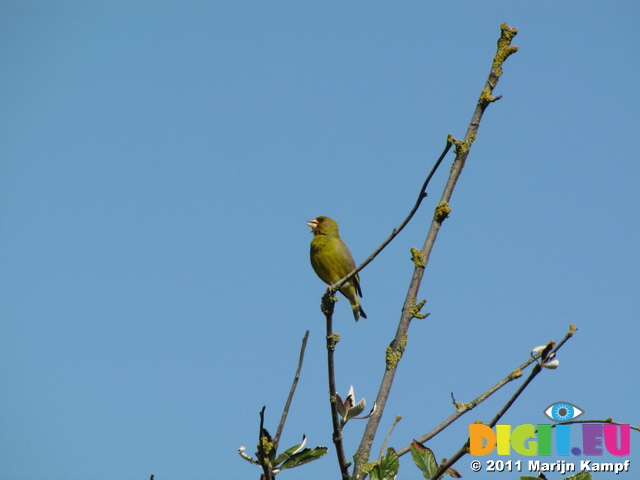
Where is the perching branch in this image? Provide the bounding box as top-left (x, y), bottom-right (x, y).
top-left (428, 325), bottom-right (575, 480)
top-left (328, 139), bottom-right (452, 297)
top-left (322, 296), bottom-right (351, 480)
top-left (320, 119), bottom-right (451, 480)
top-left (320, 103), bottom-right (452, 480)
top-left (273, 330), bottom-right (310, 451)
top-left (352, 23), bottom-right (519, 479)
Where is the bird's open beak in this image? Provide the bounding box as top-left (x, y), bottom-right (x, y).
top-left (307, 218), bottom-right (318, 230)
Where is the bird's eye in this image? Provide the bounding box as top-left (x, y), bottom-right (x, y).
top-left (544, 402), bottom-right (584, 422)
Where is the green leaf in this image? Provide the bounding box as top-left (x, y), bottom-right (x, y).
top-left (369, 465), bottom-right (383, 480)
top-left (274, 437), bottom-right (306, 466)
top-left (563, 473), bottom-right (592, 480)
top-left (279, 446), bottom-right (328, 470)
top-left (379, 448), bottom-right (399, 479)
top-left (410, 441), bottom-right (437, 478)
top-left (369, 448), bottom-right (400, 480)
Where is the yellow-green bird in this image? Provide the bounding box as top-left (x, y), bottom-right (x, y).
top-left (308, 216), bottom-right (366, 321)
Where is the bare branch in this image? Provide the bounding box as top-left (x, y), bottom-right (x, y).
top-left (273, 330), bottom-right (310, 451)
top-left (323, 297), bottom-right (351, 479)
top-left (352, 23), bottom-right (519, 479)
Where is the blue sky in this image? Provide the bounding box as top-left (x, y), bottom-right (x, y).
top-left (2, 2), bottom-right (639, 479)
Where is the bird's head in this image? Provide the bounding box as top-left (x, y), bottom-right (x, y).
top-left (307, 216), bottom-right (339, 236)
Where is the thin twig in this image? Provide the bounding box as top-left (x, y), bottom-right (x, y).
top-left (429, 326), bottom-right (575, 480)
top-left (554, 419), bottom-right (640, 433)
top-left (323, 296), bottom-right (351, 480)
top-left (273, 330), bottom-right (310, 451)
top-left (352, 23), bottom-right (519, 479)
top-left (378, 416), bottom-right (402, 462)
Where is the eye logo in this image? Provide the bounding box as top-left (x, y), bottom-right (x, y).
top-left (544, 402), bottom-right (584, 422)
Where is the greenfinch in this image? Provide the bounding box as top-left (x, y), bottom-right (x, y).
top-left (308, 216), bottom-right (367, 321)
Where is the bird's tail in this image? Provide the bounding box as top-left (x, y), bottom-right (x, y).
top-left (352, 304), bottom-right (367, 322)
